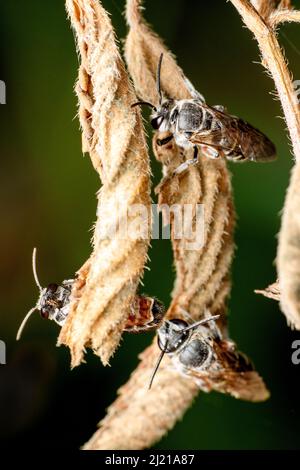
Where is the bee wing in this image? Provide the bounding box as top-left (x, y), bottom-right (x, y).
top-left (188, 105), bottom-right (276, 162)
top-left (185, 367), bottom-right (269, 402)
top-left (178, 340), bottom-right (269, 402)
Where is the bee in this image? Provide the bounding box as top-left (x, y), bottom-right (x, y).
top-left (17, 248), bottom-right (166, 340)
top-left (133, 54), bottom-right (276, 175)
top-left (149, 311), bottom-right (268, 401)
top-left (125, 295), bottom-right (165, 332)
top-left (16, 248), bottom-right (74, 340)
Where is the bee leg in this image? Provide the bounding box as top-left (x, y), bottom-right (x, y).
top-left (201, 145), bottom-right (219, 159)
top-left (173, 145), bottom-right (199, 176)
top-left (213, 104), bottom-right (226, 112)
top-left (156, 135), bottom-right (174, 146)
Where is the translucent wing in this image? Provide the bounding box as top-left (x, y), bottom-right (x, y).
top-left (188, 104), bottom-right (276, 162)
top-left (175, 338), bottom-right (269, 402)
top-left (187, 367), bottom-right (269, 402)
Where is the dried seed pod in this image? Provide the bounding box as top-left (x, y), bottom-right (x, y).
top-left (58, 0), bottom-right (151, 366)
top-left (277, 162), bottom-right (300, 329)
top-left (250, 0), bottom-right (291, 21)
top-left (83, 0), bottom-right (269, 450)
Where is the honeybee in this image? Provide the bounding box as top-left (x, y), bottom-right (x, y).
top-left (125, 295), bottom-right (165, 332)
top-left (150, 312), bottom-right (268, 401)
top-left (133, 54), bottom-right (276, 175)
top-left (16, 248), bottom-right (165, 340)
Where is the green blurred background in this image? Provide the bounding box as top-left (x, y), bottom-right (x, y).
top-left (0, 0), bottom-right (300, 450)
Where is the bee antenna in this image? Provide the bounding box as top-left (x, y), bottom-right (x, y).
top-left (157, 53), bottom-right (163, 105)
top-left (131, 101), bottom-right (157, 111)
top-left (182, 314), bottom-right (220, 333)
top-left (148, 343), bottom-right (168, 390)
top-left (32, 247), bottom-right (42, 291)
top-left (16, 307), bottom-right (37, 341)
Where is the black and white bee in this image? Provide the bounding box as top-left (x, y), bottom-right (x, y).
top-left (149, 311), bottom-right (267, 401)
top-left (16, 248), bottom-right (73, 340)
top-left (16, 249), bottom-right (165, 340)
top-left (133, 54), bottom-right (276, 175)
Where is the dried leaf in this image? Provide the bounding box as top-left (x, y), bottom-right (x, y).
top-left (255, 281), bottom-right (281, 301)
top-left (83, 0), bottom-right (269, 450)
top-left (83, 345), bottom-right (198, 450)
top-left (58, 0), bottom-right (151, 366)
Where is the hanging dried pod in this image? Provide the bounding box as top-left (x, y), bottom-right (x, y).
top-left (83, 0), bottom-right (269, 450)
top-left (58, 0), bottom-right (151, 366)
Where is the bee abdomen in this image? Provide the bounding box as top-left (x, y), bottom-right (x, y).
top-left (179, 339), bottom-right (210, 368)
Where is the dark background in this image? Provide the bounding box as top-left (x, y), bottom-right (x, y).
top-left (0, 0), bottom-right (300, 450)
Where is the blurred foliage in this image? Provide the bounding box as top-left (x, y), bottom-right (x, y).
top-left (0, 0), bottom-right (300, 449)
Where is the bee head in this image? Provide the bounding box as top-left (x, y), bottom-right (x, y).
top-left (16, 249), bottom-right (62, 340)
top-left (150, 100), bottom-right (174, 131)
top-left (148, 313), bottom-right (221, 389)
top-left (157, 319), bottom-right (190, 353)
top-left (38, 283), bottom-right (59, 320)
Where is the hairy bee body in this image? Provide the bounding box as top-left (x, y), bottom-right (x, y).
top-left (38, 280), bottom-right (73, 325)
top-left (155, 314), bottom-right (267, 401)
top-left (157, 98), bottom-right (276, 163)
top-left (133, 54), bottom-right (276, 171)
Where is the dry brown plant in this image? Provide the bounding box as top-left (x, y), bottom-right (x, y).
top-left (83, 0), bottom-right (269, 450)
top-left (255, 281), bottom-right (281, 300)
top-left (228, 0), bottom-right (300, 330)
top-left (58, 0), bottom-right (151, 366)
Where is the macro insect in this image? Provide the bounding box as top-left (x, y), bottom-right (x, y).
top-left (125, 295), bottom-right (165, 332)
top-left (133, 54), bottom-right (276, 175)
top-left (149, 311), bottom-right (265, 401)
top-left (16, 248), bottom-right (74, 340)
top-left (16, 248), bottom-right (165, 340)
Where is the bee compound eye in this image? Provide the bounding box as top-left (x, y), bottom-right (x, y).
top-left (47, 283), bottom-right (58, 293)
top-left (40, 308), bottom-right (49, 320)
top-left (151, 115), bottom-right (163, 130)
top-left (157, 319), bottom-right (190, 353)
top-left (179, 339), bottom-right (209, 368)
top-left (169, 319), bottom-right (188, 329)
top-left (151, 299), bottom-right (164, 315)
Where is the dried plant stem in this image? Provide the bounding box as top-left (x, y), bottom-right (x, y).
top-left (83, 345), bottom-right (198, 450)
top-left (270, 9), bottom-right (300, 27)
top-left (83, 0), bottom-right (268, 450)
top-left (231, 0), bottom-right (300, 329)
top-left (255, 281), bottom-right (281, 301)
top-left (251, 1), bottom-right (292, 20)
top-left (231, 0), bottom-right (300, 161)
top-left (58, 0), bottom-right (151, 365)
